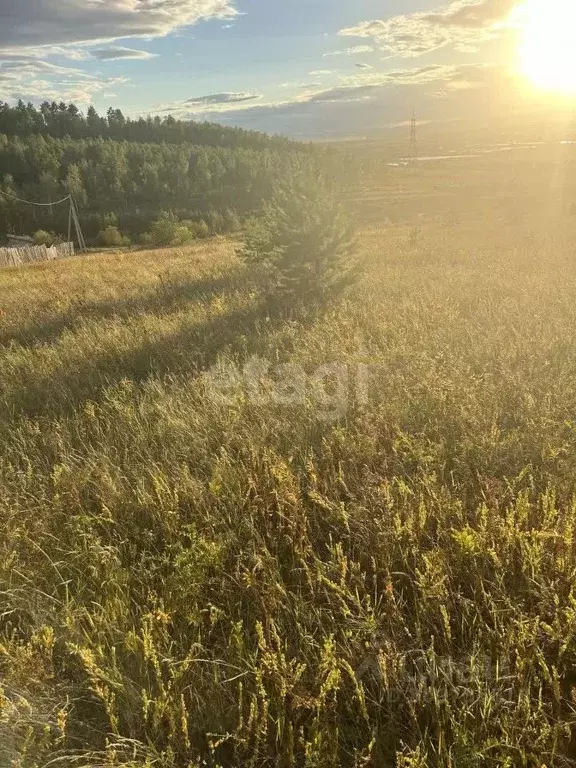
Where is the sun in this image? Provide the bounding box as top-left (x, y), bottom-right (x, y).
top-left (520, 0), bottom-right (576, 95)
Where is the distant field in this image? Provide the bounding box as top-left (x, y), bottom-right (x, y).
top-left (3, 162), bottom-right (576, 766)
top-left (345, 142), bottom-right (576, 248)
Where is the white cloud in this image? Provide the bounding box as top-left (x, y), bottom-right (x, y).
top-left (0, 0), bottom-right (238, 54)
top-left (280, 81), bottom-right (323, 90)
top-left (336, 64), bottom-right (471, 89)
top-left (0, 57), bottom-right (127, 104)
top-left (309, 69), bottom-right (334, 76)
top-left (422, 0), bottom-right (520, 27)
top-left (154, 62), bottom-right (504, 123)
top-left (339, 0), bottom-right (521, 58)
top-left (0, 48), bottom-right (90, 62)
top-left (0, 0), bottom-right (236, 105)
top-left (340, 16), bottom-right (470, 57)
top-left (323, 45), bottom-right (375, 57)
top-left (91, 47), bottom-right (158, 61)
top-left (340, 62), bottom-right (504, 88)
top-left (156, 91), bottom-right (263, 114)
top-left (0, 59), bottom-right (95, 80)
top-left (150, 59), bottom-right (521, 139)
top-left (186, 92), bottom-right (261, 106)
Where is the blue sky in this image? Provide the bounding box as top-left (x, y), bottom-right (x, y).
top-left (0, 0), bottom-right (551, 138)
top-left (97, 1), bottom-right (431, 112)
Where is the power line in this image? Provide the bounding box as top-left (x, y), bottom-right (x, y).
top-left (0, 189), bottom-right (86, 251)
top-left (0, 190), bottom-right (71, 207)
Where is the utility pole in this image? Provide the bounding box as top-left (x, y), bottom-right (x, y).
top-left (409, 108), bottom-right (418, 164)
top-left (69, 195), bottom-right (87, 252)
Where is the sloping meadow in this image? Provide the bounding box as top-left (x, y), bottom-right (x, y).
top-left (2, 229), bottom-right (576, 766)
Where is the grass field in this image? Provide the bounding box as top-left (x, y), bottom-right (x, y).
top-left (3, 153), bottom-right (576, 766)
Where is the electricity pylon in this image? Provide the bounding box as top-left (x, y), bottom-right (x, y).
top-left (409, 109), bottom-right (418, 163)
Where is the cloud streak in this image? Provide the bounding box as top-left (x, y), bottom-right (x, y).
top-left (155, 91), bottom-right (263, 114)
top-left (339, 0), bottom-right (521, 58)
top-left (423, 0), bottom-right (520, 27)
top-left (91, 47), bottom-right (157, 61)
top-left (0, 56), bottom-right (126, 103)
top-left (158, 62), bottom-right (504, 122)
top-left (323, 45), bottom-right (374, 58)
top-left (154, 59), bottom-right (521, 139)
top-left (0, 0), bottom-right (238, 53)
top-left (185, 92), bottom-right (262, 106)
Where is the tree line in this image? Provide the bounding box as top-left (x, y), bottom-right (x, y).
top-left (0, 100), bottom-right (298, 152)
top-left (0, 131), bottom-right (320, 245)
top-left (0, 100), bottom-right (358, 249)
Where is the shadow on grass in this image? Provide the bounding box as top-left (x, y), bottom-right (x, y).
top-left (0, 297), bottom-right (292, 422)
top-left (0, 267), bottom-right (250, 350)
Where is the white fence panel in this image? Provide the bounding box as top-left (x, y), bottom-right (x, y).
top-left (0, 242), bottom-right (75, 268)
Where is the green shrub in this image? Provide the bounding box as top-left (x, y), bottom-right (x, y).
top-left (238, 174), bottom-right (359, 312)
top-left (142, 212), bottom-right (196, 247)
top-left (32, 230), bottom-right (61, 247)
top-left (173, 226), bottom-right (195, 246)
top-left (98, 225), bottom-right (131, 248)
top-left (143, 212), bottom-right (179, 247)
top-left (190, 220), bottom-right (211, 239)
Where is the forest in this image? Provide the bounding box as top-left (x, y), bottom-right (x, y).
top-left (0, 101), bottom-right (331, 246)
top-left (0, 100), bottom-right (296, 150)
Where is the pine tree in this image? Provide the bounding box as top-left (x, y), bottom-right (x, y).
top-left (238, 172), bottom-right (359, 314)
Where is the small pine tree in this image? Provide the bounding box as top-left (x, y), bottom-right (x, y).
top-left (238, 174), bottom-right (359, 313)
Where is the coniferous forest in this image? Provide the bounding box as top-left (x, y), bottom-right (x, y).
top-left (0, 100), bottom-right (332, 245)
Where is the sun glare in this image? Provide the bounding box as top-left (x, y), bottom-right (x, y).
top-left (520, 0), bottom-right (576, 95)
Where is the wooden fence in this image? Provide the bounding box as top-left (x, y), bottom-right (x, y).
top-left (0, 241), bottom-right (75, 268)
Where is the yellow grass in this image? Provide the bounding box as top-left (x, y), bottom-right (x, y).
top-left (2, 155), bottom-right (576, 766)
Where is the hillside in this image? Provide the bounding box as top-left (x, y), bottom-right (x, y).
top-left (0, 101), bottom-right (327, 246)
top-left (2, 216), bottom-right (576, 765)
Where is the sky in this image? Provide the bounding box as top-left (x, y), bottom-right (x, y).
top-left (0, 0), bottom-right (573, 138)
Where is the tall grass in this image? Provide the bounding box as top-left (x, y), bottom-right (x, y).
top-left (1, 228), bottom-right (576, 766)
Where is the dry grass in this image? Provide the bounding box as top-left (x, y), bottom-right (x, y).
top-left (2, 210), bottom-right (576, 766)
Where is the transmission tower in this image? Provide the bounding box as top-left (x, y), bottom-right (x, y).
top-left (409, 109), bottom-right (418, 163)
